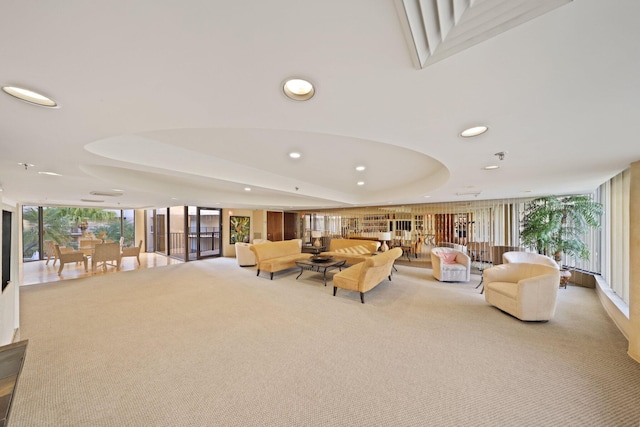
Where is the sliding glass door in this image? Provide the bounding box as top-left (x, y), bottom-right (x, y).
top-left (187, 207), bottom-right (221, 260)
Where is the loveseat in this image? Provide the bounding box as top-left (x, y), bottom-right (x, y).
top-left (250, 239), bottom-right (310, 279)
top-left (483, 262), bottom-right (561, 321)
top-left (333, 247), bottom-right (402, 303)
top-left (430, 247), bottom-right (471, 282)
top-left (320, 239), bottom-right (380, 265)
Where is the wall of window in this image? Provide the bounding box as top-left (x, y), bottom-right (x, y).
top-left (21, 206), bottom-right (135, 262)
top-left (602, 169), bottom-right (630, 305)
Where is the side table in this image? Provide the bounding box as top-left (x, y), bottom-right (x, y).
top-left (559, 269), bottom-right (571, 289)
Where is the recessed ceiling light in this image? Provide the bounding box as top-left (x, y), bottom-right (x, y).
top-left (460, 125), bottom-right (488, 137)
top-left (2, 86), bottom-right (58, 108)
top-left (289, 152), bottom-right (301, 159)
top-left (283, 78), bottom-right (315, 101)
top-left (357, 181), bottom-right (365, 186)
top-left (38, 171), bottom-right (62, 176)
top-left (355, 166), bottom-right (366, 171)
top-left (244, 187), bottom-right (252, 191)
top-left (483, 165), bottom-right (500, 170)
top-left (424, 195), bottom-right (431, 198)
top-left (80, 198), bottom-right (104, 203)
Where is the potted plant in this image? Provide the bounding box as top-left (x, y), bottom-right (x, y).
top-left (519, 195), bottom-right (603, 264)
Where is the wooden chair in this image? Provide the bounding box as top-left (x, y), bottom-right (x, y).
top-left (44, 240), bottom-right (58, 265)
top-left (53, 244), bottom-right (88, 275)
top-left (121, 240), bottom-right (143, 265)
top-left (91, 242), bottom-right (121, 272)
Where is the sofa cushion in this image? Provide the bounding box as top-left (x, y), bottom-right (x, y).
top-left (485, 281), bottom-right (519, 299)
top-left (334, 245), bottom-right (371, 255)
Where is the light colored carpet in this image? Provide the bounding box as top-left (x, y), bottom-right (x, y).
top-left (12, 258), bottom-right (640, 426)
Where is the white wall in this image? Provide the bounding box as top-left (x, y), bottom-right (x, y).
top-left (0, 198), bottom-right (20, 345)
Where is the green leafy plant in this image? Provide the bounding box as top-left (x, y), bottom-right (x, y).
top-left (519, 195), bottom-right (603, 261)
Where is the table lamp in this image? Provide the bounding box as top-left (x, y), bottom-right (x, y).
top-left (311, 231), bottom-right (322, 247)
top-left (379, 232), bottom-right (391, 252)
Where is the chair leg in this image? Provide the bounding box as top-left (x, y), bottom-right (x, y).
top-left (83, 258), bottom-right (88, 272)
top-left (256, 269), bottom-right (260, 277)
top-left (360, 292), bottom-right (365, 304)
top-left (333, 286), bottom-right (337, 296)
top-left (58, 263), bottom-right (64, 275)
top-left (270, 272), bottom-right (274, 280)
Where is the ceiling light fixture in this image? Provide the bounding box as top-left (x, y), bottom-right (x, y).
top-left (38, 171), bottom-right (62, 176)
top-left (283, 78), bottom-right (315, 101)
top-left (244, 187), bottom-right (251, 191)
top-left (357, 181), bottom-right (365, 186)
top-left (483, 165), bottom-right (500, 170)
top-left (2, 86), bottom-right (58, 108)
top-left (355, 165), bottom-right (366, 171)
top-left (18, 162), bottom-right (34, 170)
top-left (460, 125), bottom-right (488, 138)
top-left (289, 152), bottom-right (301, 159)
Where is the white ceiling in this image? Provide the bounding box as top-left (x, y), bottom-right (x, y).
top-left (1, 0), bottom-right (638, 210)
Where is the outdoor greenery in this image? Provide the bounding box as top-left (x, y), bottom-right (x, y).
top-left (519, 195), bottom-right (603, 261)
top-left (22, 207), bottom-right (131, 260)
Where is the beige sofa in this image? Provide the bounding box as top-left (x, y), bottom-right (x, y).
top-left (483, 262), bottom-right (561, 321)
top-left (502, 251), bottom-right (559, 269)
top-left (250, 239), bottom-right (310, 279)
top-left (320, 239), bottom-right (380, 265)
top-left (333, 247), bottom-right (402, 303)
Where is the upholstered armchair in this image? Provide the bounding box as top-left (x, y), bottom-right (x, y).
top-left (502, 251), bottom-right (559, 269)
top-left (483, 262), bottom-right (561, 321)
top-left (121, 240), bottom-right (143, 265)
top-left (54, 244), bottom-right (88, 275)
top-left (430, 247), bottom-right (471, 282)
top-left (235, 242), bottom-right (256, 267)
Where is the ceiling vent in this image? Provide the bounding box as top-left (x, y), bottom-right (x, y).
top-left (90, 191), bottom-right (123, 197)
top-left (395, 0), bottom-right (572, 69)
top-left (456, 191), bottom-right (481, 197)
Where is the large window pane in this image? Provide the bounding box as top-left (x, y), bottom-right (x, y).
top-left (22, 206), bottom-right (40, 261)
top-left (169, 206), bottom-right (185, 260)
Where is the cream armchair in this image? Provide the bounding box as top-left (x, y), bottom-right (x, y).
top-left (483, 262), bottom-right (561, 321)
top-left (235, 242), bottom-right (256, 267)
top-left (502, 251), bottom-right (559, 269)
top-left (430, 247), bottom-right (471, 282)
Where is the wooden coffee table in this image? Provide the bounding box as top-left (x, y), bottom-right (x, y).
top-left (295, 258), bottom-right (346, 286)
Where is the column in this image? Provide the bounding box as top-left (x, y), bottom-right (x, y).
top-left (629, 160), bottom-right (640, 362)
